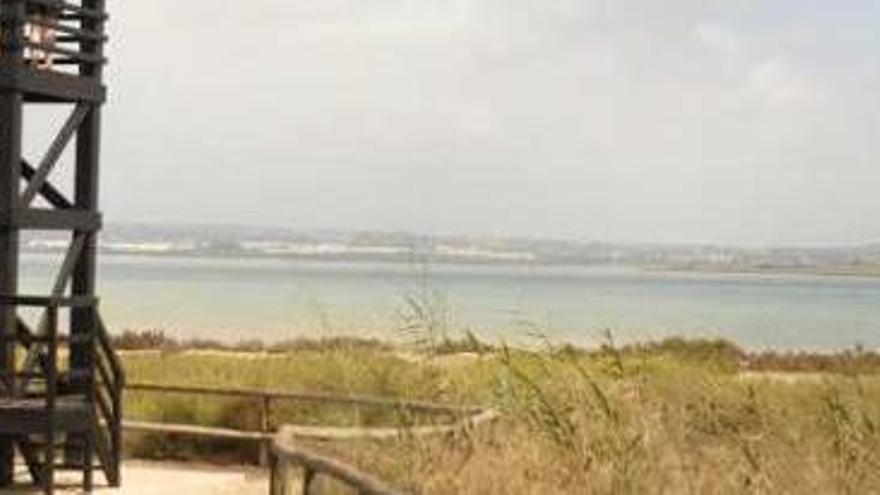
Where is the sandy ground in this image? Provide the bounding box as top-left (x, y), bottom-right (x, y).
top-left (738, 371), bottom-right (829, 384)
top-left (1, 460), bottom-right (269, 494)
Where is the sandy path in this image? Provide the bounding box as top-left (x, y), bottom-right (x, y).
top-left (1, 460), bottom-right (270, 494)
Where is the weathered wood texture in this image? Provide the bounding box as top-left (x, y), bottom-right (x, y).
top-left (127, 382), bottom-right (485, 416)
top-left (122, 383), bottom-right (499, 495)
top-left (123, 421), bottom-right (273, 443)
top-left (0, 1), bottom-right (116, 492)
top-left (0, 1), bottom-right (25, 483)
top-left (272, 429), bottom-right (407, 495)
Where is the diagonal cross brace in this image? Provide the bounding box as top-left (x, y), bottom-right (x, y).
top-left (20, 103), bottom-right (90, 206)
top-left (16, 233), bottom-right (87, 395)
top-left (21, 159), bottom-right (73, 209)
top-left (0, 318), bottom-right (49, 395)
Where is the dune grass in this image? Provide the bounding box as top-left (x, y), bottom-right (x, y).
top-left (120, 336), bottom-right (880, 493)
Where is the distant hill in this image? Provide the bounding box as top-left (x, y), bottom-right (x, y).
top-left (19, 222), bottom-right (880, 274)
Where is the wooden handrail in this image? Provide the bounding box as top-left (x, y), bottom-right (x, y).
top-left (91, 312), bottom-right (124, 486)
top-left (124, 421), bottom-right (272, 442)
top-left (282, 408), bottom-right (499, 442)
top-left (118, 420), bottom-right (411, 494)
top-left (272, 428), bottom-right (407, 495)
top-left (96, 313), bottom-right (125, 386)
top-left (121, 384), bottom-right (499, 494)
top-left (126, 383), bottom-right (482, 416)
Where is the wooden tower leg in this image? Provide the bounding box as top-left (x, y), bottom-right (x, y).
top-left (69, 101), bottom-right (100, 485)
top-left (70, 0), bottom-right (104, 406)
top-left (71, 0), bottom-right (111, 487)
top-left (0, 87), bottom-right (23, 489)
top-left (0, 3), bottom-right (26, 485)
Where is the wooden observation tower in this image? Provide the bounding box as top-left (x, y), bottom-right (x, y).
top-left (0, 0), bottom-right (123, 493)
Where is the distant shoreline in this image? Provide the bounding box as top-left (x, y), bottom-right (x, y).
top-left (23, 248), bottom-right (880, 279)
top-left (654, 264), bottom-right (880, 279)
top-left (111, 328), bottom-right (880, 356)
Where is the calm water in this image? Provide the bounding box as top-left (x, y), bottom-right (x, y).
top-left (18, 253), bottom-right (880, 350)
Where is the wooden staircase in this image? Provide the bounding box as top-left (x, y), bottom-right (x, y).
top-left (0, 0), bottom-right (114, 492)
top-left (0, 295), bottom-right (123, 494)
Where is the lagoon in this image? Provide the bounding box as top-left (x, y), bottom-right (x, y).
top-left (19, 253), bottom-right (880, 350)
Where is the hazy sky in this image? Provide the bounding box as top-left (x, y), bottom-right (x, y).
top-left (53, 1), bottom-right (880, 245)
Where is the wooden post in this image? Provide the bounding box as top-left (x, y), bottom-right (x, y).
top-left (69, 0), bottom-right (106, 480)
top-left (259, 395), bottom-right (272, 465)
top-left (269, 450), bottom-right (281, 495)
top-left (303, 468), bottom-right (319, 495)
top-left (110, 366), bottom-right (122, 487)
top-left (0, 0), bottom-right (25, 485)
top-left (70, 0), bottom-right (104, 380)
top-left (263, 396), bottom-right (272, 434)
top-left (45, 305), bottom-right (58, 495)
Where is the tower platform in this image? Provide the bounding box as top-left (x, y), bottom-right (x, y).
top-left (0, 397), bottom-right (90, 433)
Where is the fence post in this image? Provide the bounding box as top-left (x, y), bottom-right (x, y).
top-left (259, 395), bottom-right (271, 466)
top-left (268, 447), bottom-right (279, 495)
top-left (303, 468), bottom-right (322, 495)
top-left (45, 304), bottom-right (58, 493)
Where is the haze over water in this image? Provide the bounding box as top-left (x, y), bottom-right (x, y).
top-left (20, 253), bottom-right (880, 351)
top-left (75, 2), bottom-right (880, 354)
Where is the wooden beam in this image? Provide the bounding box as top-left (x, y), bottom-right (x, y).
top-left (19, 236), bottom-right (92, 390)
top-left (122, 421), bottom-right (272, 442)
top-left (71, 3), bottom-right (107, 479)
top-left (15, 318), bottom-right (36, 349)
top-left (0, 295), bottom-right (97, 308)
top-left (25, 17), bottom-right (107, 43)
top-left (273, 430), bottom-right (406, 495)
top-left (281, 408), bottom-right (499, 441)
top-left (0, 66), bottom-right (106, 104)
top-left (22, 41), bottom-right (107, 66)
top-left (21, 103), bottom-right (90, 206)
top-left (0, 1), bottom-right (25, 481)
top-left (0, 208), bottom-right (102, 231)
top-left (21, 159), bottom-right (73, 209)
top-left (51, 233), bottom-right (86, 296)
top-left (15, 234), bottom-right (88, 387)
top-left (126, 383), bottom-right (484, 416)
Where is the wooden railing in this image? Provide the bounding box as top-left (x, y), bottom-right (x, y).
top-left (93, 311), bottom-right (124, 485)
top-left (0, 294), bottom-right (124, 486)
top-left (1, 0), bottom-right (108, 76)
top-left (123, 383), bottom-right (499, 495)
top-left (127, 382), bottom-right (484, 430)
top-left (271, 428), bottom-right (405, 495)
top-left (0, 297), bottom-right (64, 491)
top-left (0, 294), bottom-right (123, 489)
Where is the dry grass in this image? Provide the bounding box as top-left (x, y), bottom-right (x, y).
top-left (368, 364), bottom-right (880, 494)
top-left (120, 337), bottom-right (880, 493)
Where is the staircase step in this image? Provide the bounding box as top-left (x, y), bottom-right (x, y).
top-left (53, 463), bottom-right (104, 470)
top-left (66, 333), bottom-right (94, 346)
top-left (19, 441), bottom-right (68, 448)
top-left (61, 369), bottom-right (93, 383)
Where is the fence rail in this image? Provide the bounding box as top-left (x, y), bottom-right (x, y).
top-left (123, 383), bottom-right (499, 495)
top-left (271, 426), bottom-right (406, 495)
top-left (127, 381), bottom-right (482, 419)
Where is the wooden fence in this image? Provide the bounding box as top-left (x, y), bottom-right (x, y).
top-left (123, 383), bottom-right (498, 494)
top-left (271, 427), bottom-right (405, 495)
